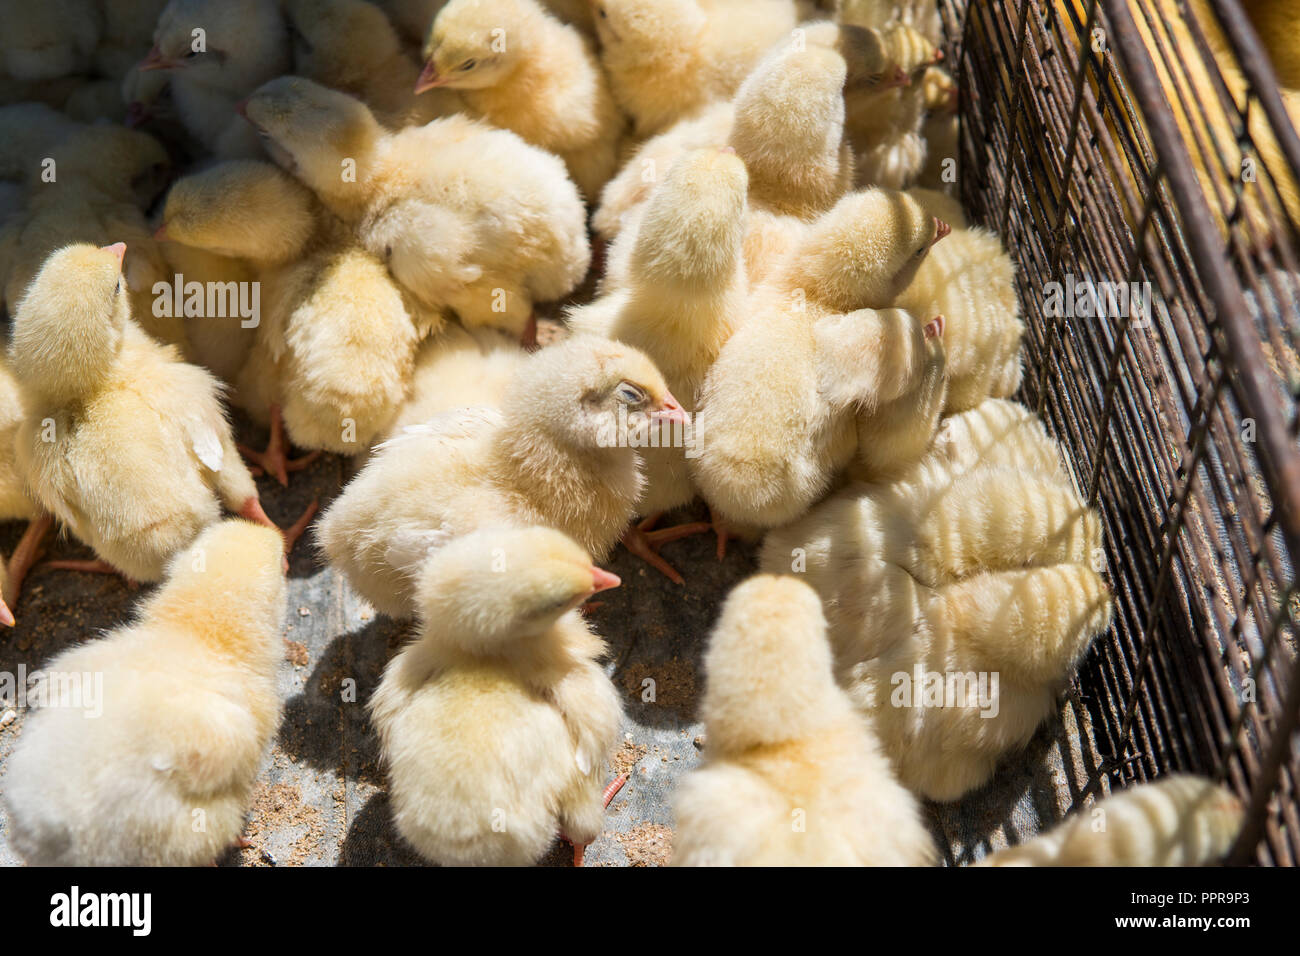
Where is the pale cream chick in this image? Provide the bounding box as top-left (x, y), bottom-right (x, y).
top-left (568, 148), bottom-right (747, 578)
top-left (318, 337), bottom-right (688, 618)
top-left (593, 0), bottom-right (799, 137)
top-left (141, 0), bottom-right (291, 158)
top-left (370, 527), bottom-right (624, 866)
top-left (9, 243), bottom-right (291, 582)
top-left (2, 124), bottom-right (178, 347)
top-left (3, 520), bottom-right (288, 866)
top-left (286, 0), bottom-right (464, 128)
top-left (693, 189), bottom-right (947, 529)
top-left (419, 0), bottom-right (624, 199)
top-left (0, 354), bottom-right (50, 628)
top-left (243, 76), bottom-right (589, 343)
top-left (672, 576), bottom-right (935, 866)
top-left (378, 0), bottom-right (594, 42)
top-left (593, 38), bottom-right (856, 247)
top-left (979, 776), bottom-right (1243, 866)
top-left (760, 400), bottom-right (1114, 801)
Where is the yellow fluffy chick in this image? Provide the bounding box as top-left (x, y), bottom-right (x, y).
top-left (370, 526), bottom-right (624, 866)
top-left (693, 189), bottom-right (947, 528)
top-left (418, 0), bottom-right (623, 200)
top-left (837, 0), bottom-right (943, 45)
top-left (2, 124), bottom-right (178, 346)
top-left (244, 76), bottom-right (589, 343)
top-left (0, 354), bottom-right (48, 628)
top-left (760, 400), bottom-right (1114, 801)
top-left (895, 189), bottom-right (1023, 413)
top-left (0, 0), bottom-right (101, 80)
top-left (568, 148), bottom-right (748, 527)
top-left (158, 159), bottom-right (428, 464)
top-left (672, 575), bottom-right (936, 866)
top-left (141, 0), bottom-right (292, 158)
top-left (593, 0), bottom-right (799, 137)
top-left (285, 0), bottom-right (463, 128)
top-left (593, 38), bottom-right (855, 244)
top-left (3, 519), bottom-right (287, 866)
top-left (979, 776), bottom-right (1243, 866)
top-left (917, 66), bottom-right (960, 192)
top-left (9, 243), bottom-right (287, 582)
top-left (318, 336), bottom-right (688, 618)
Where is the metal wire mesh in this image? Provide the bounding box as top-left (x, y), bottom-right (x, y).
top-left (936, 0), bottom-right (1300, 864)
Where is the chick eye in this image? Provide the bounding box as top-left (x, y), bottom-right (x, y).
top-left (460, 59), bottom-right (477, 71)
top-left (614, 382), bottom-right (647, 406)
top-left (114, 278), bottom-right (122, 295)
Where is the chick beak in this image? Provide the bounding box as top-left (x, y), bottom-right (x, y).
top-left (139, 45), bottom-right (178, 72)
top-left (415, 62), bottom-right (449, 94)
top-left (102, 242), bottom-right (127, 267)
top-left (886, 65), bottom-right (911, 89)
top-left (125, 102), bottom-right (149, 129)
top-left (932, 48), bottom-right (946, 64)
top-left (234, 98), bottom-right (250, 119)
top-left (589, 567), bottom-right (622, 595)
top-left (153, 223), bottom-right (169, 241)
top-left (934, 218), bottom-right (951, 243)
top-left (924, 315), bottom-right (946, 340)
top-left (649, 393), bottom-right (690, 427)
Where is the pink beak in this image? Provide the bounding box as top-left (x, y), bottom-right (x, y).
top-left (924, 315), bottom-right (945, 340)
top-left (932, 48), bottom-right (945, 64)
top-left (139, 44), bottom-right (178, 72)
top-left (934, 218), bottom-right (951, 242)
top-left (102, 242), bottom-right (127, 266)
top-left (414, 62), bottom-right (449, 94)
top-left (590, 567), bottom-right (621, 594)
top-left (718, 146), bottom-right (736, 155)
top-left (234, 98), bottom-right (249, 118)
top-left (886, 66), bottom-right (911, 89)
top-left (153, 223), bottom-right (169, 241)
top-left (650, 393), bottom-right (690, 428)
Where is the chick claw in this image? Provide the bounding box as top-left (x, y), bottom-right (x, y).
top-left (620, 515), bottom-right (712, 586)
top-left (238, 405), bottom-right (321, 487)
top-left (239, 497), bottom-right (319, 558)
top-left (0, 513), bottom-right (54, 627)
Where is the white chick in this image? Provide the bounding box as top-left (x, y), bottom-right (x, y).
top-left (693, 188), bottom-right (948, 529)
top-left (243, 76), bottom-right (589, 345)
top-left (370, 526), bottom-right (624, 866)
top-left (760, 400), bottom-right (1114, 801)
top-left (672, 575), bottom-right (936, 866)
top-left (568, 147), bottom-right (748, 581)
top-left (418, 0), bottom-right (624, 200)
top-left (9, 243), bottom-right (310, 583)
top-left (0, 0), bottom-right (102, 80)
top-left (318, 336), bottom-right (688, 618)
top-left (979, 776), bottom-right (1243, 867)
top-left (593, 0), bottom-right (799, 137)
top-left (895, 189), bottom-right (1023, 413)
top-left (140, 0), bottom-right (291, 158)
top-left (4, 519), bottom-right (287, 865)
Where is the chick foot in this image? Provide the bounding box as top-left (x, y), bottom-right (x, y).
top-left (1, 513), bottom-right (55, 626)
top-left (238, 405), bottom-right (322, 487)
top-left (239, 497), bottom-right (320, 557)
top-left (570, 773), bottom-right (631, 867)
top-left (521, 313), bottom-right (540, 352)
top-left (620, 515), bottom-right (712, 586)
top-left (708, 505), bottom-right (734, 562)
top-left (39, 559), bottom-right (139, 589)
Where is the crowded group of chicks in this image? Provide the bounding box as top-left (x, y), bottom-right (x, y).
top-left (0, 0), bottom-right (1244, 866)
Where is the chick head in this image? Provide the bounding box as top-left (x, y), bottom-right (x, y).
top-left (835, 25), bottom-right (893, 91)
top-left (880, 22), bottom-right (943, 79)
top-left (731, 43), bottom-right (847, 163)
top-left (591, 0), bottom-right (706, 53)
top-left (361, 200), bottom-right (482, 307)
top-left (506, 336), bottom-right (688, 450)
top-left (922, 66), bottom-right (958, 115)
top-left (285, 0), bottom-right (404, 93)
top-left (630, 147), bottom-right (748, 289)
top-left (419, 0), bottom-right (539, 92)
top-left (243, 77), bottom-right (382, 198)
top-left (789, 188), bottom-right (947, 311)
top-left (10, 243), bottom-right (132, 404)
top-left (144, 0), bottom-right (289, 88)
top-left (48, 125), bottom-right (170, 207)
top-left (159, 160), bottom-right (318, 263)
top-left (415, 526), bottom-right (620, 649)
top-left (700, 575), bottom-right (840, 754)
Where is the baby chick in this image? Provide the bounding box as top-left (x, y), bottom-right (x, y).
top-left (285, 0), bottom-right (463, 128)
top-left (4, 519), bottom-right (288, 865)
top-left (9, 243), bottom-right (311, 583)
top-left (693, 188), bottom-right (948, 529)
top-left (141, 0), bottom-right (291, 158)
top-left (895, 189), bottom-right (1024, 412)
top-left (0, 354), bottom-right (51, 627)
top-left (418, 0), bottom-right (624, 200)
top-left (593, 0), bottom-right (799, 137)
top-left (370, 526), bottom-right (624, 866)
top-left (0, 0), bottom-right (101, 81)
top-left (672, 575), bottom-right (936, 866)
top-left (569, 147), bottom-right (748, 580)
top-left (318, 336), bottom-right (687, 618)
top-left (979, 776), bottom-right (1243, 866)
top-left (760, 400), bottom-right (1114, 801)
top-left (243, 76), bottom-right (589, 345)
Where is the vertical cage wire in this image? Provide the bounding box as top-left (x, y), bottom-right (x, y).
top-left (938, 0), bottom-right (1300, 864)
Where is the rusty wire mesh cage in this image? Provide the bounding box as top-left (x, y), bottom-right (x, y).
top-left (935, 0), bottom-right (1300, 864)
